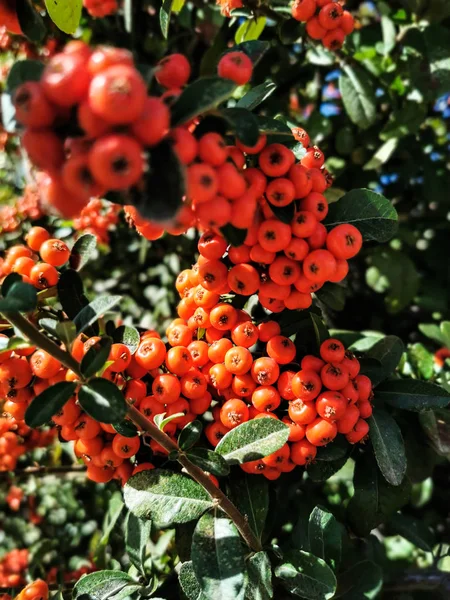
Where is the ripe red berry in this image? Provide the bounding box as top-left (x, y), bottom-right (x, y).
top-left (218, 51), bottom-right (253, 85)
top-left (156, 54), bottom-right (191, 88)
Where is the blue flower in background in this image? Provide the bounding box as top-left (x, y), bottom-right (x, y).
top-left (325, 69), bottom-right (341, 82)
top-left (320, 103), bottom-right (341, 117)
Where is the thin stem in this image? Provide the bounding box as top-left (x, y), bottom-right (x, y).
top-left (1, 312), bottom-right (262, 552)
top-left (243, 0), bottom-right (284, 22)
top-left (0, 465), bottom-right (87, 479)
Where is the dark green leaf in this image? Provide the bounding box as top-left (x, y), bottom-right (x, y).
top-left (307, 455), bottom-right (349, 482)
top-left (179, 561), bottom-right (206, 600)
top-left (308, 507), bottom-right (342, 569)
top-left (347, 452), bottom-right (411, 537)
top-left (275, 550), bottom-right (337, 600)
top-left (220, 224), bottom-right (247, 247)
top-left (6, 60), bottom-right (45, 92)
top-left (130, 139), bottom-right (185, 222)
top-left (126, 513), bottom-right (151, 575)
top-left (94, 491), bottom-right (124, 564)
top-left (78, 378), bottom-right (127, 424)
top-left (215, 419), bottom-right (289, 465)
top-left (237, 81), bottom-right (277, 111)
top-left (369, 407), bottom-right (407, 486)
top-left (44, 0), bottom-right (82, 34)
top-left (270, 202), bottom-right (295, 225)
top-left (278, 18), bottom-right (304, 44)
top-left (315, 283), bottom-right (346, 312)
top-left (315, 436), bottom-right (348, 461)
top-left (224, 40), bottom-right (270, 66)
top-left (245, 551), bottom-right (273, 600)
top-left (73, 295), bottom-right (122, 335)
top-left (16, 0), bottom-right (46, 42)
top-left (69, 234), bottom-right (97, 271)
top-left (221, 107), bottom-right (259, 146)
top-left (57, 270), bottom-right (91, 325)
top-left (337, 560), bottom-right (383, 599)
top-left (257, 116), bottom-right (293, 140)
top-left (25, 382), bottom-right (76, 428)
top-left (339, 65), bottom-right (377, 130)
top-left (0, 282), bottom-right (37, 313)
top-left (310, 313), bottom-right (330, 351)
top-left (324, 189), bottom-right (398, 243)
top-left (113, 420), bottom-right (138, 437)
top-left (376, 379), bottom-right (450, 411)
top-left (124, 469), bottom-right (213, 528)
top-left (229, 475), bottom-right (268, 541)
top-left (80, 338), bottom-right (112, 379)
top-left (72, 570), bottom-right (140, 600)
top-left (39, 318), bottom-right (58, 337)
top-left (179, 420), bottom-right (203, 451)
top-left (55, 321), bottom-right (77, 349)
top-left (192, 512), bottom-right (247, 600)
top-left (419, 409), bottom-right (450, 456)
top-left (186, 448), bottom-right (230, 477)
top-left (380, 101), bottom-right (427, 140)
top-left (112, 325), bottom-right (140, 354)
top-left (1, 273), bottom-right (22, 297)
top-left (364, 335), bottom-right (405, 386)
top-left (171, 77), bottom-right (236, 126)
top-left (388, 513), bottom-right (435, 552)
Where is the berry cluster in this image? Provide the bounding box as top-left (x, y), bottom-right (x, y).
top-left (0, 185), bottom-right (43, 234)
top-left (216, 0), bottom-right (243, 17)
top-left (0, 549), bottom-right (29, 588)
top-left (0, 229), bottom-right (71, 290)
top-left (73, 198), bottom-right (121, 244)
top-left (292, 0), bottom-right (355, 50)
top-left (83, 0), bottom-right (119, 18)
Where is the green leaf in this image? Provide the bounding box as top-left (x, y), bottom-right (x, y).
top-left (324, 189), bottom-right (398, 243)
top-left (314, 283), bottom-right (346, 312)
top-left (339, 65), bottom-right (377, 130)
top-left (225, 40), bottom-right (270, 66)
top-left (229, 475), bottom-right (268, 541)
top-left (192, 512), bottom-right (247, 600)
top-left (221, 107), bottom-right (259, 147)
top-left (39, 318), bottom-right (58, 338)
top-left (308, 507), bottom-right (342, 569)
top-left (44, 0), bottom-right (82, 34)
top-left (419, 409), bottom-right (450, 457)
top-left (347, 452), bottom-right (411, 537)
top-left (278, 17), bottom-right (304, 44)
top-left (257, 116), bottom-right (293, 140)
top-left (380, 15), bottom-right (396, 55)
top-left (235, 16), bottom-right (266, 44)
top-left (337, 560), bottom-right (383, 599)
top-left (419, 321), bottom-right (450, 347)
top-left (220, 224), bottom-right (247, 247)
top-left (72, 570), bottom-right (140, 600)
top-left (1, 273), bottom-right (22, 297)
top-left (376, 379), bottom-right (450, 411)
top-left (315, 436), bottom-right (348, 462)
top-left (69, 234), bottom-right (97, 271)
top-left (57, 269), bottom-right (91, 325)
top-left (307, 455), bottom-right (349, 483)
top-left (94, 491), bottom-right (124, 564)
top-left (6, 60), bottom-right (45, 93)
top-left (366, 248), bottom-right (419, 314)
top-left (388, 513), bottom-right (435, 552)
top-left (16, 0), bottom-right (46, 42)
top-left (129, 138), bottom-right (185, 223)
top-left (126, 513), bottom-right (151, 575)
top-left (25, 382), bottom-right (76, 428)
top-left (55, 321), bottom-right (77, 350)
top-left (215, 419), bottom-right (289, 465)
top-left (0, 281), bottom-right (37, 313)
top-left (73, 295), bottom-right (122, 335)
top-left (113, 420), bottom-right (138, 437)
top-left (179, 420), bottom-right (203, 451)
top-left (171, 77), bottom-right (236, 126)
top-left (245, 551), bottom-right (273, 600)
top-left (236, 81), bottom-right (277, 111)
top-left (186, 448), bottom-right (230, 477)
top-left (270, 202), bottom-right (295, 225)
top-left (124, 469), bottom-right (213, 528)
top-left (179, 561), bottom-right (206, 600)
top-left (363, 138), bottom-right (399, 171)
top-left (160, 0), bottom-right (175, 38)
top-left (80, 338), bottom-right (112, 379)
top-left (380, 101), bottom-right (427, 141)
top-left (0, 336), bottom-right (32, 351)
top-left (78, 378), bottom-right (127, 424)
top-left (310, 313), bottom-right (330, 351)
top-left (275, 550), bottom-right (337, 600)
top-left (364, 335), bottom-right (405, 386)
top-left (112, 325), bottom-right (140, 354)
top-left (369, 407), bottom-right (407, 486)
top-left (408, 343), bottom-right (434, 379)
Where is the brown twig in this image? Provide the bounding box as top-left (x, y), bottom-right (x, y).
top-left (1, 311), bottom-right (262, 552)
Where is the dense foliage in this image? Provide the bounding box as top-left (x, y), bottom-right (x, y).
top-left (0, 1), bottom-right (450, 599)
